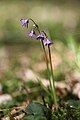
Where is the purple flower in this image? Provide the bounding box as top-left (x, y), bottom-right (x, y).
top-left (20, 18), bottom-right (29, 28)
top-left (28, 30), bottom-right (36, 37)
top-left (36, 33), bottom-right (44, 40)
top-left (44, 39), bottom-right (53, 46)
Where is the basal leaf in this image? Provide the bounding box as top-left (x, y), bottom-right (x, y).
top-left (25, 102), bottom-right (51, 120)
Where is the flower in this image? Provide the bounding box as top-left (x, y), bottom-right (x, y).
top-left (28, 30), bottom-right (36, 37)
top-left (44, 39), bottom-right (53, 46)
top-left (20, 18), bottom-right (29, 28)
top-left (36, 33), bottom-right (44, 40)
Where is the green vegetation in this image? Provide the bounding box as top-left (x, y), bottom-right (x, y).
top-left (0, 0), bottom-right (80, 119)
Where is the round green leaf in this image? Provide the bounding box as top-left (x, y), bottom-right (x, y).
top-left (25, 102), bottom-right (51, 120)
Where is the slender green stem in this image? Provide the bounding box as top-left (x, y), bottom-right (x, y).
top-left (29, 18), bottom-right (50, 80)
top-left (28, 18), bottom-right (57, 107)
top-left (31, 21), bottom-right (50, 80)
top-left (41, 40), bottom-right (50, 79)
top-left (48, 45), bottom-right (57, 108)
top-left (48, 46), bottom-right (54, 84)
top-left (29, 18), bottom-right (39, 28)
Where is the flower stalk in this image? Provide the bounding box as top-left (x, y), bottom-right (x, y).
top-left (48, 45), bottom-right (58, 108)
top-left (41, 40), bottom-right (50, 80)
top-left (20, 18), bottom-right (57, 108)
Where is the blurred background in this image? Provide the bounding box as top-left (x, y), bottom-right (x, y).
top-left (0, 0), bottom-right (80, 105)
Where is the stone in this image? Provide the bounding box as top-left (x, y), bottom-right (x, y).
top-left (0, 94), bottom-right (12, 104)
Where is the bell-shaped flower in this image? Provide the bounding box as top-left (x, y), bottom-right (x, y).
top-left (44, 39), bottom-right (53, 46)
top-left (36, 33), bottom-right (44, 40)
top-left (28, 30), bottom-right (36, 37)
top-left (20, 18), bottom-right (29, 28)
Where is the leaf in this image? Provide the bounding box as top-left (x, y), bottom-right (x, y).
top-left (66, 100), bottom-right (80, 109)
top-left (25, 102), bottom-right (51, 120)
top-left (23, 115), bottom-right (34, 120)
top-left (38, 79), bottom-right (51, 96)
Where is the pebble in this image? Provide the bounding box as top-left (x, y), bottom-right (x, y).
top-left (0, 83), bottom-right (2, 94)
top-left (0, 94), bottom-right (12, 104)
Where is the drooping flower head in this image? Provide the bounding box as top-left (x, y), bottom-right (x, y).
top-left (28, 30), bottom-right (36, 37)
top-left (44, 39), bottom-right (53, 46)
top-left (36, 33), bottom-right (44, 41)
top-left (20, 18), bottom-right (29, 28)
